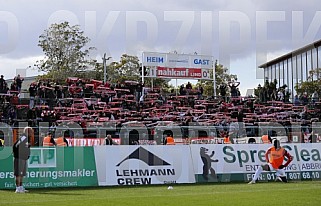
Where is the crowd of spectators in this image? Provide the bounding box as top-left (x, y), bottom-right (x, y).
top-left (1, 74), bottom-right (321, 145)
top-left (0, 74), bottom-right (25, 125)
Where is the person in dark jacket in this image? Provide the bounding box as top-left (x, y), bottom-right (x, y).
top-left (13, 127), bottom-right (32, 193)
top-left (103, 134), bottom-right (118, 145)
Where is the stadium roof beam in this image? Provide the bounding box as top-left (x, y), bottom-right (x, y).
top-left (258, 39), bottom-right (321, 68)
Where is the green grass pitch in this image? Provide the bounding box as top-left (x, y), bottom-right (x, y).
top-left (0, 181), bottom-right (320, 206)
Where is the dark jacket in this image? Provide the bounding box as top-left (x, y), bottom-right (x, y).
top-left (13, 134), bottom-right (30, 160)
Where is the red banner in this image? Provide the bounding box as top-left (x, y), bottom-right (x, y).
top-left (156, 67), bottom-right (210, 79)
top-left (66, 138), bottom-right (121, 146)
top-left (157, 67), bottom-right (202, 78)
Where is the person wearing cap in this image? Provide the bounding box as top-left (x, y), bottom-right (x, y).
top-left (248, 139), bottom-right (293, 184)
top-left (13, 127), bottom-right (32, 193)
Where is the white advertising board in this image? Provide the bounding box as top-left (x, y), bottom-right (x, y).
top-left (94, 145), bottom-right (196, 186)
top-left (190, 143), bottom-right (321, 182)
top-left (143, 52), bottom-right (213, 69)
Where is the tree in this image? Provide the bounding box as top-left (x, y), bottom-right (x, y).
top-left (295, 68), bottom-right (321, 97)
top-left (197, 61), bottom-right (237, 97)
top-left (94, 54), bottom-right (170, 90)
top-left (108, 54), bottom-right (141, 83)
top-left (34, 21), bottom-right (95, 82)
top-left (89, 54), bottom-right (141, 83)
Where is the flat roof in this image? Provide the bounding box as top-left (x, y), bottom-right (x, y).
top-left (258, 39), bottom-right (321, 68)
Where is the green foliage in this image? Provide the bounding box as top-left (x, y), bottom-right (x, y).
top-left (34, 25), bottom-right (235, 92)
top-left (93, 54), bottom-right (169, 89)
top-left (34, 21), bottom-right (96, 82)
top-left (144, 78), bottom-right (173, 92)
top-left (93, 54), bottom-right (141, 83)
top-left (295, 68), bottom-right (321, 97)
top-left (197, 61), bottom-right (237, 96)
top-left (108, 54), bottom-right (141, 82)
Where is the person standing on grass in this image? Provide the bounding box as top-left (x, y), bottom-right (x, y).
top-left (13, 127), bottom-right (32, 193)
top-left (248, 139), bottom-right (293, 184)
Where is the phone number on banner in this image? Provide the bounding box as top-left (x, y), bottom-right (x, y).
top-left (285, 171), bottom-right (321, 180)
top-left (247, 171), bottom-right (321, 181)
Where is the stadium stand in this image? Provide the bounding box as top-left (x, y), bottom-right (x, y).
top-left (1, 75), bottom-right (321, 145)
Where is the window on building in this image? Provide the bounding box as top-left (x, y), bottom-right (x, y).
top-left (269, 66), bottom-right (273, 82)
top-left (279, 62), bottom-right (284, 87)
top-left (288, 58), bottom-right (293, 98)
top-left (317, 46), bottom-right (321, 76)
top-left (307, 50), bottom-right (312, 80)
top-left (302, 52), bottom-right (307, 82)
top-left (284, 60), bottom-right (288, 88)
top-left (271, 65), bottom-right (275, 83)
top-left (293, 55), bottom-right (298, 95)
top-left (312, 48), bottom-right (318, 79)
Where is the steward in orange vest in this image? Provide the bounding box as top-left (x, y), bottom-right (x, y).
top-left (55, 137), bottom-right (69, 147)
top-left (248, 139), bottom-right (293, 184)
top-left (42, 133), bottom-right (56, 147)
top-left (223, 136), bottom-right (231, 144)
top-left (166, 134), bottom-right (175, 145)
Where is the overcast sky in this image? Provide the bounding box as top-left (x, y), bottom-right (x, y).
top-left (1, 0), bottom-right (321, 95)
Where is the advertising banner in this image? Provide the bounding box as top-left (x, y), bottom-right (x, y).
top-left (166, 53), bottom-right (190, 68)
top-left (143, 52), bottom-right (213, 69)
top-left (190, 144), bottom-right (321, 183)
top-left (0, 147), bottom-right (98, 189)
top-left (190, 55), bottom-right (212, 69)
top-left (156, 67), bottom-right (201, 79)
top-left (155, 67), bottom-right (211, 79)
top-left (142, 52), bottom-right (167, 67)
top-left (1, 143), bottom-right (319, 189)
top-left (66, 138), bottom-right (103, 146)
top-left (147, 67), bottom-right (212, 79)
top-left (94, 145), bottom-right (195, 186)
top-left (66, 138), bottom-right (121, 146)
